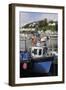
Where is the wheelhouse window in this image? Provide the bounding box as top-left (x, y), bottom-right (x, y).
top-left (32, 49), bottom-right (37, 55)
top-left (39, 49), bottom-right (42, 55)
top-left (34, 49), bottom-right (37, 55)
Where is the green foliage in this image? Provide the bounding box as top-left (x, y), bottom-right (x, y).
top-left (22, 19), bottom-right (58, 32)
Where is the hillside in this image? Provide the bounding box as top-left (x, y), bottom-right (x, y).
top-left (21, 18), bottom-right (58, 32)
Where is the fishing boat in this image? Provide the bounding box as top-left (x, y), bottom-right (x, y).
top-left (20, 28), bottom-right (58, 77)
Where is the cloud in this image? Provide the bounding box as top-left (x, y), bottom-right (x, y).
top-left (19, 12), bottom-right (58, 27)
top-left (19, 12), bottom-right (31, 27)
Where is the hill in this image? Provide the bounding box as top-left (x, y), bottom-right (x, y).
top-left (21, 18), bottom-right (58, 32)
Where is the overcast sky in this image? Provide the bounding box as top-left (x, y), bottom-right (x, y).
top-left (19, 12), bottom-right (58, 27)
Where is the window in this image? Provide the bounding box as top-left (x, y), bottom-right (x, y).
top-left (39, 49), bottom-right (42, 55)
top-left (34, 49), bottom-right (37, 55)
top-left (32, 49), bottom-right (37, 55)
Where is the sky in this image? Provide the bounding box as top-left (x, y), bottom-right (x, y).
top-left (19, 12), bottom-right (58, 27)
